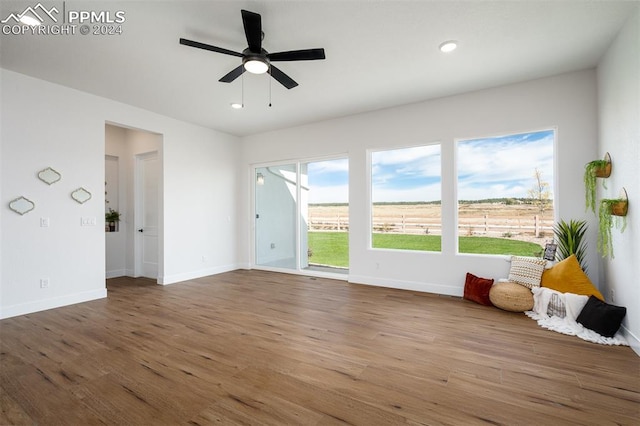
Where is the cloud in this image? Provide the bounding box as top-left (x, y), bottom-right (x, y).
top-left (372, 145), bottom-right (442, 195)
top-left (307, 158), bottom-right (349, 174)
top-left (308, 184), bottom-right (349, 204)
top-left (373, 182), bottom-right (441, 203)
top-left (457, 130), bottom-right (554, 199)
top-left (305, 130), bottom-right (554, 203)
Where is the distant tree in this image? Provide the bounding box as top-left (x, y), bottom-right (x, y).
top-left (527, 168), bottom-right (551, 214)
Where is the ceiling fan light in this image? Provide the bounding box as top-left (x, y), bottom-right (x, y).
top-left (244, 59), bottom-right (269, 74)
top-left (439, 40), bottom-right (458, 53)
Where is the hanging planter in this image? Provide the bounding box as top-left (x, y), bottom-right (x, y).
top-left (597, 188), bottom-right (628, 259)
top-left (584, 152), bottom-right (611, 213)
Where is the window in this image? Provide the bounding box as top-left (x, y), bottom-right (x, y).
top-left (371, 144), bottom-right (442, 251)
top-left (306, 158), bottom-right (349, 272)
top-left (457, 129), bottom-right (555, 256)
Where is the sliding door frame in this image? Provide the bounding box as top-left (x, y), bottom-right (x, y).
top-left (250, 154), bottom-right (349, 280)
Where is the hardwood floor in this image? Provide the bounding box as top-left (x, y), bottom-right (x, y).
top-left (1, 270), bottom-right (638, 425)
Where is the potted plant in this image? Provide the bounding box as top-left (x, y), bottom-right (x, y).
top-left (552, 219), bottom-right (588, 272)
top-left (584, 153), bottom-right (611, 213)
top-left (105, 208), bottom-right (121, 232)
top-left (597, 189), bottom-right (628, 258)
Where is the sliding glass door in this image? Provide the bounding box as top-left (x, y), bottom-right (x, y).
top-left (254, 158), bottom-right (348, 274)
top-left (255, 164), bottom-right (298, 269)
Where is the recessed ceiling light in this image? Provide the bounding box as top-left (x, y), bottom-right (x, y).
top-left (439, 40), bottom-right (458, 53)
top-left (19, 15), bottom-right (40, 26)
top-left (230, 103), bottom-right (243, 109)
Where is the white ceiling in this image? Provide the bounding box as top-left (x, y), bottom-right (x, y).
top-left (1, 1), bottom-right (636, 136)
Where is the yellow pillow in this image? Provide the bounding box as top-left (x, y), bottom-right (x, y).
top-left (541, 255), bottom-right (604, 300)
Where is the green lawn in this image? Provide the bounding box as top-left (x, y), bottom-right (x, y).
top-left (307, 232), bottom-right (350, 267)
top-left (307, 232), bottom-right (543, 268)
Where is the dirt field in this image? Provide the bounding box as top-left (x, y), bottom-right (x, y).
top-left (309, 203), bottom-right (554, 246)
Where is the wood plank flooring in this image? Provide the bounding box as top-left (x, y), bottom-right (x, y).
top-left (1, 270), bottom-right (638, 425)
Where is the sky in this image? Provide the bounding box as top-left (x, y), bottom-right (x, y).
top-left (306, 129), bottom-right (554, 204)
top-left (457, 129), bottom-right (554, 201)
top-left (307, 158), bottom-right (349, 203)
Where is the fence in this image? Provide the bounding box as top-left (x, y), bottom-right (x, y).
top-left (309, 214), bottom-right (553, 238)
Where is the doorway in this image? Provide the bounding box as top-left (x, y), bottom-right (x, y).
top-left (105, 123), bottom-right (162, 282)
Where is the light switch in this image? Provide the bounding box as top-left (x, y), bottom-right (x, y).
top-left (40, 217), bottom-right (50, 227)
top-left (81, 217), bottom-right (96, 226)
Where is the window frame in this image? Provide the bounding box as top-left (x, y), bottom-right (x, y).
top-left (368, 142), bottom-right (443, 253)
top-left (454, 127), bottom-right (558, 256)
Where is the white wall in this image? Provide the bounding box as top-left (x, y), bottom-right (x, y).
top-left (105, 125), bottom-right (127, 277)
top-left (1, 69), bottom-right (241, 319)
top-left (241, 70), bottom-right (600, 295)
top-left (597, 7), bottom-right (640, 354)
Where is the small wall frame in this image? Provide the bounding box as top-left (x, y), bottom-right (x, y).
top-left (71, 187), bottom-right (92, 204)
top-left (37, 167), bottom-right (62, 185)
top-left (9, 196), bottom-right (35, 215)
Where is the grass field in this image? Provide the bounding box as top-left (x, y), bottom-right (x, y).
top-left (308, 232), bottom-right (543, 267)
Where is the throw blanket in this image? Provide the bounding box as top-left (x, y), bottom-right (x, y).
top-left (525, 287), bottom-right (628, 346)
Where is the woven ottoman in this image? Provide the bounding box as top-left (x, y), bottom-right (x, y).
top-left (489, 281), bottom-right (534, 312)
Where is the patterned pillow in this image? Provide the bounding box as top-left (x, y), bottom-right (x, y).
top-left (508, 256), bottom-right (546, 289)
top-left (547, 292), bottom-right (566, 318)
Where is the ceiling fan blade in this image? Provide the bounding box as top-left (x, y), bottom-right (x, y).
top-left (269, 65), bottom-right (298, 89)
top-left (179, 38), bottom-right (243, 57)
top-left (241, 10), bottom-right (262, 53)
top-left (219, 65), bottom-right (245, 83)
top-left (268, 48), bottom-right (326, 62)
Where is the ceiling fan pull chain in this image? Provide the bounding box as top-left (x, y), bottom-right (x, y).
top-left (269, 70), bottom-right (272, 107)
top-left (241, 69), bottom-right (245, 107)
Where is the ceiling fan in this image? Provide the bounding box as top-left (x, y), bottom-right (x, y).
top-left (179, 9), bottom-right (326, 89)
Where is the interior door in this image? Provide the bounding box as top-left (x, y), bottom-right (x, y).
top-left (136, 151), bottom-right (159, 279)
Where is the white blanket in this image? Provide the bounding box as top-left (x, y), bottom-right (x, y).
top-left (525, 287), bottom-right (628, 346)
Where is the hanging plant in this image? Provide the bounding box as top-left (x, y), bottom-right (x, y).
top-left (552, 219), bottom-right (588, 272)
top-left (584, 153), bottom-right (611, 213)
top-left (597, 189), bottom-right (628, 259)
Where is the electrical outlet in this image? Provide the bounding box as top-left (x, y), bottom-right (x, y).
top-left (40, 278), bottom-right (50, 289)
top-left (609, 289), bottom-right (615, 303)
top-left (270, 243), bottom-right (276, 249)
top-left (40, 217), bottom-right (50, 227)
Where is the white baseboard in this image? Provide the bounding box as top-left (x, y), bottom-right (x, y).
top-left (348, 274), bottom-right (463, 297)
top-left (106, 269), bottom-right (126, 279)
top-left (158, 263), bottom-right (240, 285)
top-left (0, 288), bottom-right (107, 320)
top-left (621, 325), bottom-right (640, 357)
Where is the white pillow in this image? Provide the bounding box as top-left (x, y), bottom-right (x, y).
top-left (508, 256), bottom-right (546, 289)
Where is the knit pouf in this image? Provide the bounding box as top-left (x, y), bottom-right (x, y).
top-left (489, 281), bottom-right (534, 312)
